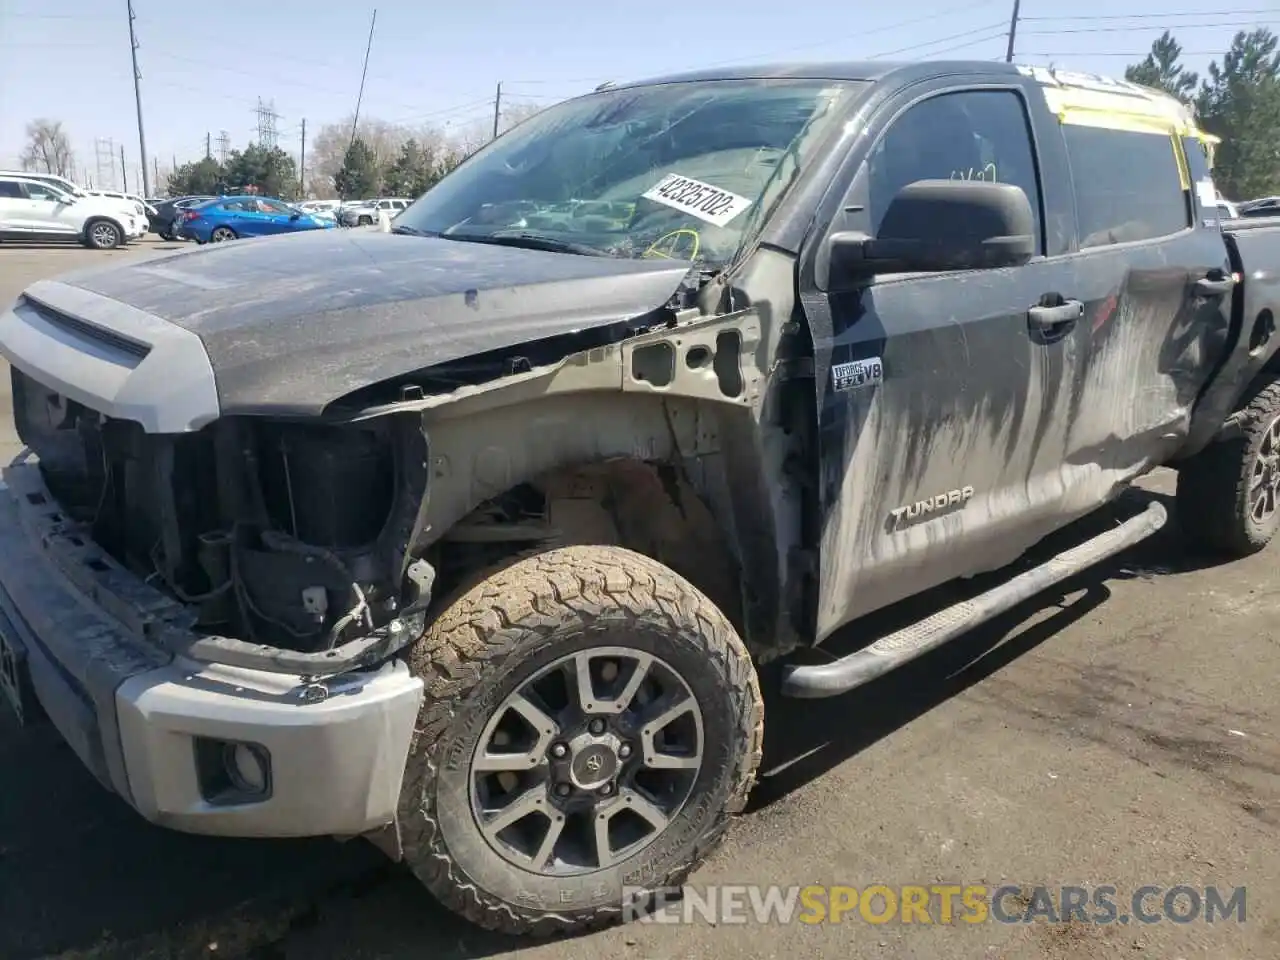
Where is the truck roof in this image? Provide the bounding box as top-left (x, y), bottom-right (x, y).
top-left (614, 59), bottom-right (1211, 140)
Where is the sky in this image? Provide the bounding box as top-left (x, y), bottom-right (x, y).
top-left (0, 0), bottom-right (1275, 194)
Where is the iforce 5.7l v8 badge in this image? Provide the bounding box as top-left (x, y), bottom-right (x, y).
top-left (831, 357), bottom-right (884, 392)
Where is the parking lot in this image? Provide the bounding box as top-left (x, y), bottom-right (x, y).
top-left (0, 238), bottom-right (1276, 960)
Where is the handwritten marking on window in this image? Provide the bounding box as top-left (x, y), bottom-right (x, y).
top-left (951, 163), bottom-right (999, 182)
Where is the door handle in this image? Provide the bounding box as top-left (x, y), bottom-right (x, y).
top-left (1194, 274), bottom-right (1236, 296)
top-left (1027, 299), bottom-right (1084, 329)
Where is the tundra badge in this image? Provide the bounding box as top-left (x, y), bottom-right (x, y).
top-left (890, 486), bottom-right (975, 526)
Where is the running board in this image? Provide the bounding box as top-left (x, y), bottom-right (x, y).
top-left (780, 501), bottom-right (1167, 699)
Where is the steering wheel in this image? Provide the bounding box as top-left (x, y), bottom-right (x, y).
top-left (643, 227), bottom-right (701, 261)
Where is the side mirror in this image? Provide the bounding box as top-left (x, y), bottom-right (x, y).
top-left (289, 212), bottom-right (301, 220)
top-left (830, 179), bottom-right (1036, 281)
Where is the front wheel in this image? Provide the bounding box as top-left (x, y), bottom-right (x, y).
top-left (1177, 379), bottom-right (1280, 557)
top-left (397, 545), bottom-right (763, 936)
top-left (84, 219), bottom-right (122, 249)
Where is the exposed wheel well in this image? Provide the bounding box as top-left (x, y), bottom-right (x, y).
top-left (428, 458), bottom-right (748, 651)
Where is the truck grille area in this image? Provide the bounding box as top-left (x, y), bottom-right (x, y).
top-left (8, 366), bottom-right (418, 657)
top-left (11, 365), bottom-right (219, 583)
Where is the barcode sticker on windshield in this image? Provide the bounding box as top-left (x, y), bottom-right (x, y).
top-left (642, 173), bottom-right (753, 227)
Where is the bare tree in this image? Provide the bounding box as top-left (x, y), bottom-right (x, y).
top-left (21, 119), bottom-right (74, 176)
top-left (309, 114), bottom-right (450, 197)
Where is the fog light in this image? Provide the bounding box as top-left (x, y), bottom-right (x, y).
top-left (224, 742), bottom-right (270, 795)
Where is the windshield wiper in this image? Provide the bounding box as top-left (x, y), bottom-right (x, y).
top-left (447, 231), bottom-right (614, 257)
top-left (390, 224), bottom-right (439, 236)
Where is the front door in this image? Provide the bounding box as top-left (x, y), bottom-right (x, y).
top-left (21, 182), bottom-right (80, 236)
top-left (806, 85), bottom-right (1078, 641)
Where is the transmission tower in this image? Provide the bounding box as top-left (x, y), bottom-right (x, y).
top-left (214, 130), bottom-right (230, 164)
top-left (94, 137), bottom-right (116, 190)
top-left (254, 98), bottom-right (281, 148)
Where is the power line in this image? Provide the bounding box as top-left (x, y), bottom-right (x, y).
top-left (869, 21), bottom-right (1010, 59)
top-left (1023, 19), bottom-right (1276, 35)
top-left (1024, 49), bottom-right (1248, 57)
top-left (1023, 8), bottom-right (1275, 20)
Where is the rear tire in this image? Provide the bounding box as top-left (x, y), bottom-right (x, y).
top-left (209, 226), bottom-right (237, 243)
top-left (83, 219), bottom-right (122, 250)
top-left (396, 545), bottom-right (763, 936)
top-left (358, 215), bottom-right (372, 226)
top-left (1177, 379), bottom-right (1280, 557)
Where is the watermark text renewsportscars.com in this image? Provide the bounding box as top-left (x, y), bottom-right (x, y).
top-left (621, 884), bottom-right (1247, 926)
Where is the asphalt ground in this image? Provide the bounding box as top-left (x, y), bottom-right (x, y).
top-left (0, 237), bottom-right (1275, 960)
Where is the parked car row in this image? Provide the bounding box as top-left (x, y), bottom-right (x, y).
top-left (1, 174), bottom-right (420, 250)
top-left (0, 171), bottom-right (148, 248)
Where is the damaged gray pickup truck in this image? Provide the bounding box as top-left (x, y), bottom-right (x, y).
top-left (3, 60), bottom-right (1280, 935)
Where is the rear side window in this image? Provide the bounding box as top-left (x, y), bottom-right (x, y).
top-left (0, 180), bottom-right (23, 198)
top-left (1063, 124), bottom-right (1189, 248)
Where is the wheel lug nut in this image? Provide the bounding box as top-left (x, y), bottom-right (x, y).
top-left (618, 743), bottom-right (632, 759)
top-left (598, 783), bottom-right (614, 797)
top-left (588, 718), bottom-right (606, 735)
top-left (555, 783), bottom-right (572, 797)
top-left (550, 743), bottom-right (568, 758)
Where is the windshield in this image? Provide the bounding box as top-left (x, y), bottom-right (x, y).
top-left (394, 78), bottom-right (861, 264)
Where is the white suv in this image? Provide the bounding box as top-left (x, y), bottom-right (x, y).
top-left (0, 175), bottom-right (141, 248)
top-left (0, 171), bottom-right (148, 240)
top-left (339, 197), bottom-right (411, 226)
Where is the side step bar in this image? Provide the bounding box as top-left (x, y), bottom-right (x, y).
top-left (780, 500), bottom-right (1167, 699)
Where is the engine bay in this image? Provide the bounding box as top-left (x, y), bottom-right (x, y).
top-left (11, 366), bottom-right (429, 653)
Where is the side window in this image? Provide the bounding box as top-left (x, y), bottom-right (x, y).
top-left (25, 183), bottom-right (60, 201)
top-left (0, 180), bottom-right (23, 199)
top-left (1062, 124), bottom-right (1189, 249)
top-left (867, 89), bottom-right (1043, 252)
top-left (259, 199), bottom-right (289, 214)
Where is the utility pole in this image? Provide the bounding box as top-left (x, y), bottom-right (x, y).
top-left (492, 82), bottom-right (502, 139)
top-left (126, 0), bottom-right (151, 196)
top-left (120, 144), bottom-right (128, 192)
top-left (153, 156), bottom-right (159, 192)
top-left (349, 9), bottom-right (378, 151)
top-left (1004, 0), bottom-right (1021, 63)
top-left (206, 132), bottom-right (212, 159)
top-left (299, 118), bottom-right (306, 200)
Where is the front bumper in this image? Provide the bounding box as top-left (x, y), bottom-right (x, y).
top-left (0, 462), bottom-right (424, 838)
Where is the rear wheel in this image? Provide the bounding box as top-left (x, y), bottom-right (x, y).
top-left (397, 545), bottom-right (763, 935)
top-left (84, 219), bottom-right (122, 249)
top-left (209, 226), bottom-right (237, 243)
top-left (1177, 379), bottom-right (1280, 557)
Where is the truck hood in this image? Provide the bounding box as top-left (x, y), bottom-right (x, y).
top-left (52, 228), bottom-right (694, 415)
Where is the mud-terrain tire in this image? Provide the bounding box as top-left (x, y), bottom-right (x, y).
top-left (1177, 379), bottom-right (1280, 557)
top-left (397, 545), bottom-right (763, 936)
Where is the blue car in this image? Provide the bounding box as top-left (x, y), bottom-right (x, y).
top-left (175, 195), bottom-right (335, 244)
